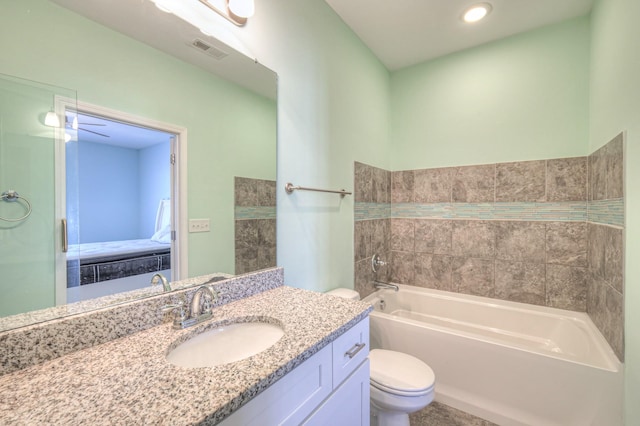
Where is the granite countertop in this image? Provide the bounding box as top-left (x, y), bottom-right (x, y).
top-left (0, 286), bottom-right (371, 425)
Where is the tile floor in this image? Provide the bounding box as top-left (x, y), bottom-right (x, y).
top-left (409, 402), bottom-right (497, 426)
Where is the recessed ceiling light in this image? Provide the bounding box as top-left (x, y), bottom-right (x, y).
top-left (463, 3), bottom-right (492, 23)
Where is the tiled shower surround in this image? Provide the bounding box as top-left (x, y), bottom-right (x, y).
top-left (234, 177), bottom-right (277, 275)
top-left (354, 133), bottom-right (624, 361)
top-left (587, 134), bottom-right (625, 361)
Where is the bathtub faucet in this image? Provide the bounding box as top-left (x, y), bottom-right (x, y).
top-left (374, 280), bottom-right (399, 292)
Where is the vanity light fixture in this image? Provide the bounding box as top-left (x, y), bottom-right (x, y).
top-left (150, 0), bottom-right (254, 26)
top-left (228, 0), bottom-right (254, 18)
top-left (199, 0), bottom-right (254, 26)
top-left (462, 3), bottom-right (492, 23)
top-left (153, 1), bottom-right (174, 14)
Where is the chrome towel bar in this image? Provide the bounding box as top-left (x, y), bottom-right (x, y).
top-left (285, 182), bottom-right (352, 198)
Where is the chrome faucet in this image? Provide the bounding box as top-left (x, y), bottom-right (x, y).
top-left (374, 280), bottom-right (399, 292)
top-left (151, 273), bottom-right (171, 292)
top-left (190, 285), bottom-right (216, 318)
top-left (162, 285), bottom-right (218, 329)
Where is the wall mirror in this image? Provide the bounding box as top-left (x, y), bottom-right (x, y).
top-left (0, 0), bottom-right (277, 331)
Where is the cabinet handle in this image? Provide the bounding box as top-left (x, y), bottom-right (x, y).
top-left (345, 342), bottom-right (365, 359)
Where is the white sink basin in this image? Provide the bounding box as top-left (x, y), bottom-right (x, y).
top-left (166, 322), bottom-right (284, 368)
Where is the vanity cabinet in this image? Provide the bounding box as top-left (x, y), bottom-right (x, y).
top-left (220, 317), bottom-right (370, 426)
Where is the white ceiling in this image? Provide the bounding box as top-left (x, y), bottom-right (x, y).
top-left (325, 0), bottom-right (595, 71)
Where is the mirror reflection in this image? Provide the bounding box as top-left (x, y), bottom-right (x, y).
top-left (0, 0), bottom-right (277, 330)
top-left (64, 112), bottom-right (176, 302)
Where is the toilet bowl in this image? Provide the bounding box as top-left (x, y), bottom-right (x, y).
top-left (326, 288), bottom-right (436, 426)
top-left (369, 349), bottom-right (435, 426)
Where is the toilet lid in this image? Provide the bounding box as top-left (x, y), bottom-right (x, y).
top-left (369, 349), bottom-right (435, 396)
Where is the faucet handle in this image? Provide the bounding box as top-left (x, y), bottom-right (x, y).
top-left (161, 302), bottom-right (186, 325)
top-left (371, 254), bottom-right (387, 273)
top-left (199, 286), bottom-right (218, 315)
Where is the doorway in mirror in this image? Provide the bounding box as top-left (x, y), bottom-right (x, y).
top-left (57, 99), bottom-right (188, 304)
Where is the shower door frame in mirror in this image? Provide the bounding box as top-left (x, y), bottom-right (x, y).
top-left (54, 97), bottom-right (188, 305)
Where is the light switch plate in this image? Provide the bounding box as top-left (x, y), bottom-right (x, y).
top-left (189, 218), bottom-right (210, 232)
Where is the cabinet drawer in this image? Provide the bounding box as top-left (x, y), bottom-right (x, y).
top-left (332, 317), bottom-right (369, 386)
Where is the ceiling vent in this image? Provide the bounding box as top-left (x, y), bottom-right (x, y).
top-left (189, 39), bottom-right (229, 60)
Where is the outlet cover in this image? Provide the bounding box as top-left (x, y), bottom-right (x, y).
top-left (189, 218), bottom-right (210, 233)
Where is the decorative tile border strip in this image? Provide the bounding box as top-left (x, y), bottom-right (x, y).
top-left (588, 198), bottom-right (624, 227)
top-left (355, 201), bottom-right (588, 222)
top-left (356, 200), bottom-right (625, 226)
top-left (234, 206), bottom-right (277, 220)
top-left (355, 202), bottom-right (391, 221)
top-left (392, 202), bottom-right (587, 221)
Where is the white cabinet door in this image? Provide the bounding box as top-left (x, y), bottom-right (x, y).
top-left (302, 359), bottom-right (370, 426)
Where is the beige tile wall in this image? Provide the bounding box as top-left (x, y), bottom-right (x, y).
top-left (234, 177), bottom-right (277, 275)
top-left (386, 158), bottom-right (589, 311)
top-left (587, 133), bottom-right (625, 361)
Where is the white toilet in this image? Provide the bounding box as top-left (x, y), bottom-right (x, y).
top-left (327, 288), bottom-right (436, 426)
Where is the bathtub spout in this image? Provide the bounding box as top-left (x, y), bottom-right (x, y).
top-left (374, 280), bottom-right (399, 292)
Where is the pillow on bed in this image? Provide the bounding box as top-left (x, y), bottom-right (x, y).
top-left (151, 223), bottom-right (171, 244)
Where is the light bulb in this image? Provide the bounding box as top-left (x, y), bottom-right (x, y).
top-left (45, 111), bottom-right (61, 127)
top-left (228, 0), bottom-right (254, 18)
top-left (150, 0), bottom-right (174, 13)
top-left (463, 3), bottom-right (492, 23)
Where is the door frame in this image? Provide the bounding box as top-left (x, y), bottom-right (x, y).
top-left (54, 97), bottom-right (188, 304)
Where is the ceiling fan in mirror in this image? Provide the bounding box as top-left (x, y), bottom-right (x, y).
top-left (65, 113), bottom-right (110, 138)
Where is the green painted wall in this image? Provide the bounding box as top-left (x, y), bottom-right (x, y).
top-left (389, 16), bottom-right (590, 170)
top-left (589, 0), bottom-right (640, 421)
top-left (0, 0), bottom-right (276, 314)
top-left (216, 0), bottom-right (392, 292)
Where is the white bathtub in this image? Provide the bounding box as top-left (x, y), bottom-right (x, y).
top-left (363, 285), bottom-right (623, 426)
